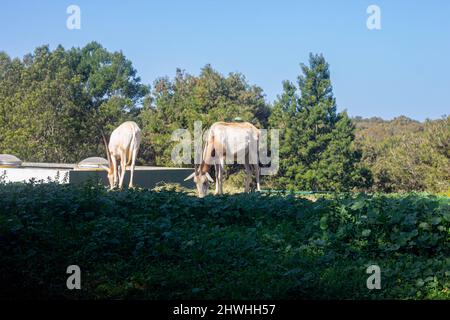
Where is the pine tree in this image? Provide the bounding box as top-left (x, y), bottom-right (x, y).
top-left (269, 53), bottom-right (371, 191)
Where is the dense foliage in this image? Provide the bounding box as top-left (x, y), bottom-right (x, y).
top-left (0, 42), bottom-right (149, 163)
top-left (354, 116), bottom-right (450, 194)
top-left (0, 182), bottom-right (448, 299)
top-left (139, 65), bottom-right (270, 166)
top-left (0, 43), bottom-right (448, 194)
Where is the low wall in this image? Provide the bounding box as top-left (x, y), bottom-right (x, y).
top-left (0, 167), bottom-right (70, 183)
top-left (70, 167), bottom-right (194, 189)
top-left (0, 164), bottom-right (194, 189)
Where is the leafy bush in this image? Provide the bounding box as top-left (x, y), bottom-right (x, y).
top-left (0, 182), bottom-right (448, 299)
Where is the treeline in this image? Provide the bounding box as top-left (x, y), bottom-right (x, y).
top-left (0, 42), bottom-right (448, 193)
top-left (353, 116), bottom-right (449, 194)
top-left (0, 42), bottom-right (149, 163)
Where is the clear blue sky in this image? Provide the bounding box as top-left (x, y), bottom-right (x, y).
top-left (1, 0), bottom-right (449, 120)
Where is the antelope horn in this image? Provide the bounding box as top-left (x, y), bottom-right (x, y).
top-left (101, 130), bottom-right (112, 169)
top-left (184, 172), bottom-right (196, 181)
top-left (205, 172), bottom-right (214, 183)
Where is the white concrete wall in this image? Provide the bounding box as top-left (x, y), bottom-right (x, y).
top-left (0, 165), bottom-right (195, 188)
top-left (0, 168), bottom-right (70, 183)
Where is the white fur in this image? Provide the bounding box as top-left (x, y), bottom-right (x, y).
top-left (105, 121), bottom-right (141, 189)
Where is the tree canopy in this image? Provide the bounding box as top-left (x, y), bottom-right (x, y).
top-left (1, 43), bottom-right (448, 194)
top-left (138, 65), bottom-right (270, 166)
top-left (0, 42), bottom-right (149, 163)
top-left (354, 116), bottom-right (450, 193)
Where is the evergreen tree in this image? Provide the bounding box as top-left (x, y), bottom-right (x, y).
top-left (269, 53), bottom-right (371, 191)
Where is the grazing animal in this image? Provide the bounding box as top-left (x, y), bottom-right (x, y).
top-left (185, 121), bottom-right (261, 198)
top-left (101, 121), bottom-right (142, 189)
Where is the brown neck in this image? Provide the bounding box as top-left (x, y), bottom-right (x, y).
top-left (200, 161), bottom-right (210, 174)
top-left (199, 139), bottom-right (214, 174)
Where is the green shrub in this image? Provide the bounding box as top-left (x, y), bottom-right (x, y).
top-left (0, 182), bottom-right (448, 299)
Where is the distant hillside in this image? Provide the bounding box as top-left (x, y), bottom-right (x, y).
top-left (351, 115), bottom-right (449, 194)
top-left (352, 116), bottom-right (424, 143)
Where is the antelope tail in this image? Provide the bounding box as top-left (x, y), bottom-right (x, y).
top-left (126, 133), bottom-right (136, 166)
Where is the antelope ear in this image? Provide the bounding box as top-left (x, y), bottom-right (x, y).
top-left (205, 172), bottom-right (214, 183)
top-left (184, 172), bottom-right (196, 181)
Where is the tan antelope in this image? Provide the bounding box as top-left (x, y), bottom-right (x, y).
top-left (101, 121), bottom-right (142, 189)
top-left (185, 121), bottom-right (261, 197)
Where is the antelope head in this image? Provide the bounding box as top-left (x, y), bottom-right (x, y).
top-left (184, 165), bottom-right (214, 198)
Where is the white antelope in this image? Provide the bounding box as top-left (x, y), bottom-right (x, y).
top-left (185, 121), bottom-right (261, 198)
top-left (101, 121), bottom-right (142, 189)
